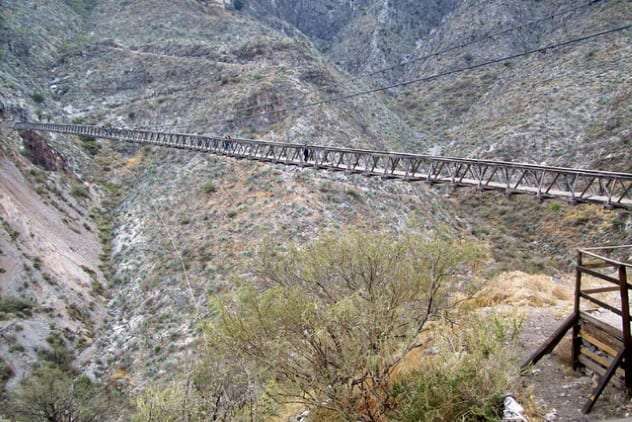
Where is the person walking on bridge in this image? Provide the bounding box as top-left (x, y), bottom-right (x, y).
top-left (223, 135), bottom-right (231, 151)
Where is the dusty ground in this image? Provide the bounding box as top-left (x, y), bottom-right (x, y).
top-left (467, 271), bottom-right (632, 421)
top-left (0, 155), bottom-right (106, 387)
top-left (520, 308), bottom-right (632, 421)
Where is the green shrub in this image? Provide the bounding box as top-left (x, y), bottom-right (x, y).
top-left (548, 202), bottom-right (562, 213)
top-left (9, 344), bottom-right (25, 354)
top-left (71, 184), bottom-right (90, 199)
top-left (38, 333), bottom-right (72, 370)
top-left (132, 356), bottom-right (252, 421)
top-left (202, 181), bottom-right (217, 194)
top-left (6, 366), bottom-right (113, 421)
top-left (79, 136), bottom-right (101, 156)
top-left (207, 227), bottom-right (486, 420)
top-left (80, 265), bottom-right (96, 277)
top-left (0, 297), bottom-right (34, 319)
top-left (31, 93), bottom-right (45, 104)
top-left (390, 315), bottom-right (521, 422)
top-left (0, 359), bottom-right (13, 392)
top-left (91, 281), bottom-right (105, 297)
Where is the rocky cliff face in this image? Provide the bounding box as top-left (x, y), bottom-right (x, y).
top-left (242, 0), bottom-right (460, 77)
top-left (0, 0), bottom-right (110, 391)
top-left (391, 0), bottom-right (632, 169)
top-left (0, 0), bottom-right (630, 396)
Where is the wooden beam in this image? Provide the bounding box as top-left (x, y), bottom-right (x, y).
top-left (580, 330), bottom-right (620, 358)
top-left (577, 354), bottom-right (624, 389)
top-left (580, 292), bottom-right (625, 317)
top-left (582, 261), bottom-right (619, 269)
top-left (522, 312), bottom-right (578, 369)
top-left (583, 348), bottom-right (625, 414)
top-left (582, 286), bottom-right (621, 294)
top-left (578, 266), bottom-right (625, 285)
top-left (581, 311), bottom-right (624, 341)
top-left (618, 265), bottom-right (632, 394)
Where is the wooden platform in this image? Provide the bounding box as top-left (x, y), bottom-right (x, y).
top-left (523, 246), bottom-right (632, 414)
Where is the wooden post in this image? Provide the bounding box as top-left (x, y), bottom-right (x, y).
top-left (572, 250), bottom-right (583, 370)
top-left (619, 265), bottom-right (632, 395)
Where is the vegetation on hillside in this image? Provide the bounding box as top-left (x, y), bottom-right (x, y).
top-left (2, 331), bottom-right (125, 422)
top-left (5, 366), bottom-right (114, 422)
top-left (124, 227), bottom-right (523, 421)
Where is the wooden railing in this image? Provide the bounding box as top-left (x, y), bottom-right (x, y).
top-left (524, 246), bottom-right (632, 413)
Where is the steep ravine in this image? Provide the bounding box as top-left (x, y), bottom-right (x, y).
top-left (0, 0), bottom-right (630, 410)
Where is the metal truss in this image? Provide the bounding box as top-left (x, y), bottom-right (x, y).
top-left (14, 122), bottom-right (632, 208)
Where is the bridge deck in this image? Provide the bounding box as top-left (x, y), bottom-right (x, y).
top-left (13, 122), bottom-right (632, 208)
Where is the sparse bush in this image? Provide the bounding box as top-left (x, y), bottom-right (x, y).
top-left (390, 315), bottom-right (521, 421)
top-left (0, 358), bottom-right (13, 392)
top-left (0, 297), bottom-right (34, 319)
top-left (9, 344), bottom-right (25, 354)
top-left (80, 265), bottom-right (96, 277)
top-left (345, 187), bottom-right (363, 201)
top-left (91, 280), bottom-right (105, 297)
top-left (132, 354), bottom-right (253, 422)
top-left (202, 181), bottom-right (217, 194)
top-left (6, 366), bottom-right (113, 422)
top-left (207, 227), bottom-right (486, 420)
top-left (1, 217), bottom-right (20, 240)
top-left (79, 136), bottom-right (101, 156)
top-left (71, 183), bottom-right (90, 199)
top-left (31, 93), bottom-right (45, 104)
top-left (38, 333), bottom-right (72, 370)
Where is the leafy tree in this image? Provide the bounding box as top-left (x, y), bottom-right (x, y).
top-left (133, 353), bottom-right (255, 422)
top-left (37, 334), bottom-right (73, 372)
top-left (6, 366), bottom-right (112, 422)
top-left (206, 228), bottom-right (486, 421)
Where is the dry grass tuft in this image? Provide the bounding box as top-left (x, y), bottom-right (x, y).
top-left (467, 271), bottom-right (572, 309)
top-left (125, 152), bottom-right (143, 169)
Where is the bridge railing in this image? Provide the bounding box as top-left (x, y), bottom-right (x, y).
top-left (13, 121), bottom-right (632, 208)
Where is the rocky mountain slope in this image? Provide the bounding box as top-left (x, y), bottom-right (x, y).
top-left (0, 0), bottom-right (109, 391)
top-left (0, 0), bottom-right (630, 406)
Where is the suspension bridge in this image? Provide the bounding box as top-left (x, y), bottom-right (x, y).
top-left (13, 121), bottom-right (632, 209)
